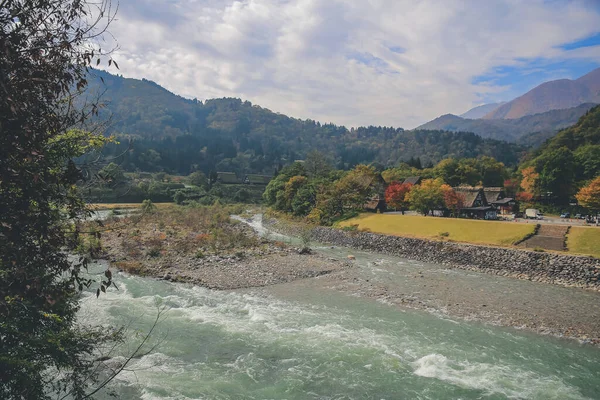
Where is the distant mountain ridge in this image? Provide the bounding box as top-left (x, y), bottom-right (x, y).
top-left (85, 69), bottom-right (526, 175)
top-left (416, 103), bottom-right (597, 145)
top-left (483, 67), bottom-right (600, 119)
top-left (459, 102), bottom-right (505, 119)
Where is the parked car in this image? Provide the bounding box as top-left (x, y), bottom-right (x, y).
top-left (560, 212), bottom-right (570, 218)
top-left (574, 214), bottom-right (585, 219)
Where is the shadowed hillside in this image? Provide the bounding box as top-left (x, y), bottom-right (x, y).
top-left (416, 103), bottom-right (596, 144)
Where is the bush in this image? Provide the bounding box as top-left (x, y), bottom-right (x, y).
top-left (147, 247), bottom-right (162, 257)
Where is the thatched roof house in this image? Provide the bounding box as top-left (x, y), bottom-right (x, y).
top-left (403, 176), bottom-right (422, 186)
top-left (484, 187), bottom-right (516, 215)
top-left (244, 174), bottom-right (272, 185)
top-left (216, 172), bottom-right (241, 184)
top-left (453, 186), bottom-right (496, 219)
top-left (364, 196), bottom-right (387, 213)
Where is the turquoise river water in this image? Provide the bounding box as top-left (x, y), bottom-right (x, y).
top-left (80, 219), bottom-right (600, 399)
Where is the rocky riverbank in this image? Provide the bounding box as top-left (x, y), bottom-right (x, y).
top-left (95, 207), bottom-right (350, 290)
top-left (264, 217), bottom-right (600, 291)
top-left (260, 216), bottom-right (600, 345)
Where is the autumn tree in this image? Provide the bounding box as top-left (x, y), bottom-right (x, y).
top-left (334, 164), bottom-right (384, 210)
top-left (503, 178), bottom-right (520, 198)
top-left (576, 176), bottom-right (600, 212)
top-left (384, 182), bottom-right (413, 214)
top-left (442, 184), bottom-right (465, 217)
top-left (407, 178), bottom-right (446, 216)
top-left (520, 166), bottom-right (539, 199)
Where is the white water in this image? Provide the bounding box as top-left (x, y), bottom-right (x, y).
top-left (79, 215), bottom-right (600, 399)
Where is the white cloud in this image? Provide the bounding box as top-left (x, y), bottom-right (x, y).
top-left (104, 0), bottom-right (600, 128)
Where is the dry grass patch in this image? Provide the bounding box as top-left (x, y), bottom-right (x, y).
top-left (99, 205), bottom-right (260, 261)
top-left (338, 214), bottom-right (535, 246)
top-left (89, 203), bottom-right (173, 210)
top-left (567, 227), bottom-right (600, 258)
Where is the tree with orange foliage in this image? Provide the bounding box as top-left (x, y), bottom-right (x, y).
top-left (520, 166), bottom-right (539, 199)
top-left (442, 184), bottom-right (466, 217)
top-left (516, 191), bottom-right (534, 202)
top-left (384, 182), bottom-right (413, 214)
top-left (503, 179), bottom-right (520, 198)
top-left (576, 176), bottom-right (600, 212)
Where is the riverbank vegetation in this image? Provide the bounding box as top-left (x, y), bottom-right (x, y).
top-left (338, 214), bottom-right (535, 246)
top-left (85, 164), bottom-right (266, 204)
top-left (0, 1), bottom-right (131, 398)
top-left (94, 204), bottom-right (259, 267)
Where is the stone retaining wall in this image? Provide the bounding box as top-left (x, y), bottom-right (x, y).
top-left (266, 219), bottom-right (600, 290)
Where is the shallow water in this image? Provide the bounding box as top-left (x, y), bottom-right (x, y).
top-left (80, 215), bottom-right (600, 399)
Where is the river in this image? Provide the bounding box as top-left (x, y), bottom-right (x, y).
top-left (80, 216), bottom-right (600, 399)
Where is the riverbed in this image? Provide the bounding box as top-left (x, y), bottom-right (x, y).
top-left (81, 215), bottom-right (600, 399)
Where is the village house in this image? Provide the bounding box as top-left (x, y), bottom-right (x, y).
top-left (243, 174), bottom-right (272, 186)
top-left (483, 187), bottom-right (516, 215)
top-left (216, 172), bottom-right (241, 184)
top-left (403, 176), bottom-right (422, 186)
top-left (364, 196), bottom-right (387, 213)
top-left (454, 186), bottom-right (497, 220)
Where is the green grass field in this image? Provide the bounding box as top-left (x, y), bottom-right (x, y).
top-left (338, 214), bottom-right (536, 246)
top-left (567, 227), bottom-right (600, 258)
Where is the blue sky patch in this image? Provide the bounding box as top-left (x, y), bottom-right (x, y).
top-left (559, 32), bottom-right (600, 51)
top-left (473, 58), bottom-right (600, 104)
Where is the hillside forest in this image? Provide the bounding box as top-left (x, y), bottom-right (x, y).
top-left (82, 70), bottom-right (600, 215)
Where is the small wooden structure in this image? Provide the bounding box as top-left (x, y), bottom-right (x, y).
top-left (244, 174), bottom-right (272, 185)
top-left (216, 172), bottom-right (241, 184)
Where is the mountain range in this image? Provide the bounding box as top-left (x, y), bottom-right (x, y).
top-left (86, 69), bottom-right (525, 175)
top-left (483, 67), bottom-right (600, 119)
top-left (418, 67), bottom-right (600, 145)
top-left (417, 103), bottom-right (597, 143)
top-left (459, 102), bottom-right (505, 119)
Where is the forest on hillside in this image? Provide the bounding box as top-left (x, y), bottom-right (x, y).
top-left (86, 69), bottom-right (526, 176)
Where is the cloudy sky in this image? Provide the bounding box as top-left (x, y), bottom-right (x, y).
top-left (105, 0), bottom-right (600, 128)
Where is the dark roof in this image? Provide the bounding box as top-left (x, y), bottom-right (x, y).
top-left (364, 197), bottom-right (386, 211)
top-left (217, 172), bottom-right (241, 184)
top-left (453, 187), bottom-right (487, 208)
top-left (483, 187), bottom-right (504, 203)
top-left (491, 197), bottom-right (515, 205)
top-left (245, 174), bottom-right (272, 185)
top-left (403, 176), bottom-right (421, 185)
top-left (462, 206), bottom-right (495, 211)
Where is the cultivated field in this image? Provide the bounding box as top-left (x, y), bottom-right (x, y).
top-left (567, 227), bottom-right (600, 258)
top-left (338, 214), bottom-right (536, 246)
